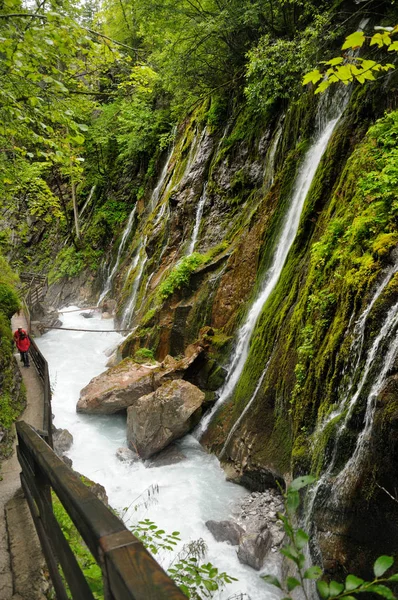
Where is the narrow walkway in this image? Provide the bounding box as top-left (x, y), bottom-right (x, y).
top-left (0, 314), bottom-right (47, 600)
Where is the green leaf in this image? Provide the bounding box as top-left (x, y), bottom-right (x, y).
top-left (289, 475), bottom-right (316, 491)
top-left (374, 556), bottom-right (394, 578)
top-left (303, 69), bottom-right (322, 86)
top-left (286, 490), bottom-right (300, 515)
top-left (345, 575), bottom-right (364, 591)
top-left (317, 580), bottom-right (330, 599)
top-left (367, 584), bottom-right (396, 600)
top-left (329, 580), bottom-right (344, 597)
top-left (304, 566), bottom-right (323, 580)
top-left (325, 57), bottom-right (344, 66)
top-left (388, 41), bottom-right (398, 51)
top-left (342, 31), bottom-right (365, 50)
top-left (287, 577), bottom-right (301, 592)
top-left (261, 575), bottom-right (282, 589)
top-left (388, 574), bottom-right (398, 582)
top-left (296, 529), bottom-right (309, 550)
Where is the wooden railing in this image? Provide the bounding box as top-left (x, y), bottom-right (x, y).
top-left (28, 337), bottom-right (53, 448)
top-left (19, 272), bottom-right (48, 307)
top-left (16, 421), bottom-right (187, 600)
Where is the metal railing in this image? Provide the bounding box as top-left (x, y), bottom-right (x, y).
top-left (16, 421), bottom-right (187, 600)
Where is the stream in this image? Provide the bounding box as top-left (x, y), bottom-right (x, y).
top-left (36, 307), bottom-right (278, 600)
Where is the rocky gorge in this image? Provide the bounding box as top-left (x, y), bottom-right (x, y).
top-left (3, 0), bottom-right (398, 593)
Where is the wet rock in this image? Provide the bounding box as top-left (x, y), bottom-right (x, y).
top-left (237, 527), bottom-right (272, 570)
top-left (205, 520), bottom-right (244, 545)
top-left (116, 447), bottom-right (139, 463)
top-left (146, 444), bottom-right (186, 468)
top-left (77, 346), bottom-right (205, 415)
top-left (77, 360), bottom-right (159, 414)
top-left (53, 427), bottom-right (73, 455)
top-left (127, 379), bottom-right (205, 459)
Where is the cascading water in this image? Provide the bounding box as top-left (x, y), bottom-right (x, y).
top-left (187, 182), bottom-right (208, 255)
top-left (121, 239), bottom-right (148, 330)
top-left (263, 122), bottom-right (283, 191)
top-left (36, 309), bottom-right (278, 600)
top-left (197, 97), bottom-right (347, 438)
top-left (219, 356), bottom-right (272, 459)
top-left (306, 263), bottom-right (398, 522)
top-left (98, 206), bottom-right (137, 306)
top-left (337, 300), bottom-right (398, 489)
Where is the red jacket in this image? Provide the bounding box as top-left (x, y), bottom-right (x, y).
top-left (14, 329), bottom-right (31, 352)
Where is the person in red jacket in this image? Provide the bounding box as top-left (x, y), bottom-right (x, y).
top-left (13, 327), bottom-right (31, 367)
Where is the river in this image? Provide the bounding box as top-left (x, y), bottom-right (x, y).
top-left (36, 307), bottom-right (278, 600)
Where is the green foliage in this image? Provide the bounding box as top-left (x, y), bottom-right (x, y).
top-left (245, 13), bottom-right (334, 110)
top-left (130, 520), bottom-right (238, 599)
top-left (0, 284), bottom-right (20, 319)
top-left (134, 348), bottom-right (155, 363)
top-left (263, 477), bottom-right (398, 600)
top-left (52, 492), bottom-right (104, 599)
top-left (303, 25), bottom-right (398, 94)
top-left (158, 253), bottom-right (206, 301)
top-left (131, 519), bottom-right (181, 554)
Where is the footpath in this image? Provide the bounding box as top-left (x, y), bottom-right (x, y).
top-left (0, 313), bottom-right (48, 600)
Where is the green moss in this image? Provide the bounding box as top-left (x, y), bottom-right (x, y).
top-left (157, 253), bottom-right (206, 301)
top-left (134, 348), bottom-right (156, 364)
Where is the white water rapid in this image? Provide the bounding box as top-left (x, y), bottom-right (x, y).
top-left (98, 206), bottom-right (137, 306)
top-left (197, 103), bottom-right (346, 437)
top-left (36, 308), bottom-right (279, 600)
top-left (187, 183), bottom-right (208, 255)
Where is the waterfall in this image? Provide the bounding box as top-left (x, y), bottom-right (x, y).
top-left (263, 122), bottom-right (283, 190)
top-left (98, 206), bottom-right (137, 306)
top-left (197, 98), bottom-right (347, 438)
top-left (187, 183), bottom-right (208, 255)
top-left (121, 239), bottom-right (148, 330)
top-left (337, 301), bottom-right (398, 488)
top-left (306, 264), bottom-right (398, 522)
top-left (316, 262), bottom-right (398, 434)
top-left (149, 136), bottom-right (176, 213)
top-left (219, 357), bottom-right (272, 458)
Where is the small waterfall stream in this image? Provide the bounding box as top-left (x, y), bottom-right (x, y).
top-left (306, 263), bottom-right (398, 521)
top-left (36, 309), bottom-right (278, 600)
top-left (121, 238), bottom-right (148, 330)
top-left (98, 206), bottom-right (137, 306)
top-left (197, 99), bottom-right (346, 437)
top-left (187, 183), bottom-right (208, 255)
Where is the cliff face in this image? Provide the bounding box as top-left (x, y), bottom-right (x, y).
top-left (25, 36), bottom-right (398, 577)
top-left (89, 76), bottom-right (398, 577)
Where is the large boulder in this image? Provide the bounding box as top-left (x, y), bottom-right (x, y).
top-left (127, 380), bottom-right (205, 459)
top-left (237, 527), bottom-right (272, 571)
top-left (77, 359), bottom-right (159, 414)
top-left (206, 520), bottom-right (244, 546)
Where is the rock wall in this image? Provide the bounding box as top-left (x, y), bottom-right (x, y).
top-left (43, 43), bottom-right (398, 580)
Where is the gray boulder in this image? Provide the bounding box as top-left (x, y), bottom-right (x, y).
top-left (127, 379), bottom-right (205, 459)
top-left (53, 428), bottom-right (73, 455)
top-left (206, 520), bottom-right (244, 545)
top-left (237, 527), bottom-right (272, 571)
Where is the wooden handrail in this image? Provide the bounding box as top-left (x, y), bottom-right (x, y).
top-left (16, 422), bottom-right (187, 600)
top-left (28, 337), bottom-right (53, 448)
